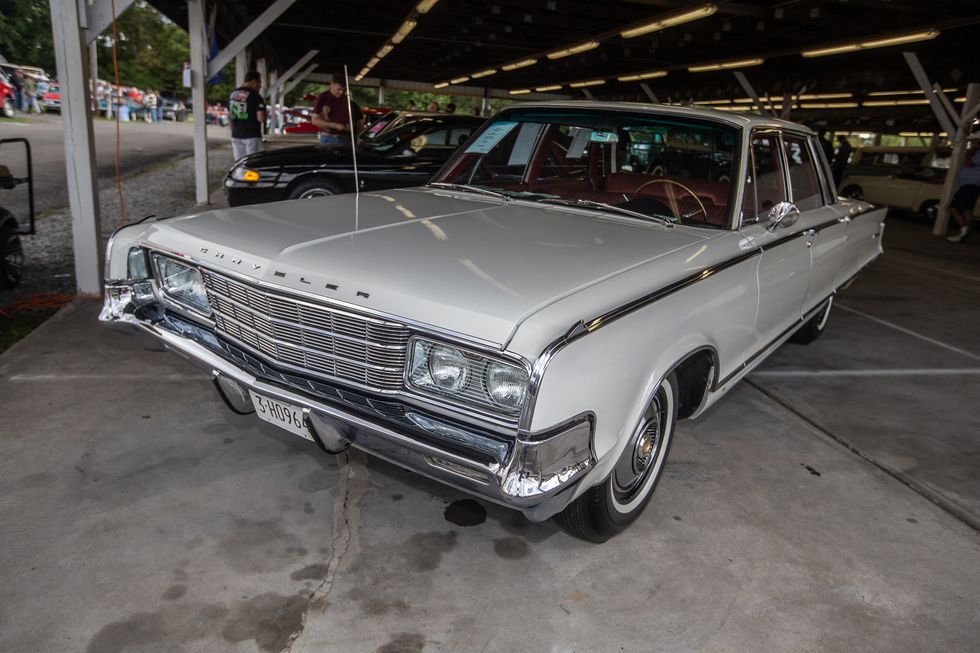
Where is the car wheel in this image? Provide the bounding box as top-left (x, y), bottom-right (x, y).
top-left (841, 185), bottom-right (863, 201)
top-left (790, 296), bottom-right (833, 345)
top-left (2, 97), bottom-right (14, 119)
top-left (0, 221), bottom-right (24, 290)
top-left (287, 178), bottom-right (343, 200)
top-left (919, 200), bottom-right (939, 222)
top-left (554, 372), bottom-right (678, 543)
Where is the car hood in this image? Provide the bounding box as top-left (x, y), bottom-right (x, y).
top-left (238, 144), bottom-right (386, 169)
top-left (143, 188), bottom-right (711, 346)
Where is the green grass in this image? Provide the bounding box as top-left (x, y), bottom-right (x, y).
top-left (0, 308), bottom-right (57, 354)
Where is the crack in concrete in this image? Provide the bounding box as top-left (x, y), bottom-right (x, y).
top-left (282, 450), bottom-right (363, 652)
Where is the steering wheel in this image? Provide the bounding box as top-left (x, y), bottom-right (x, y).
top-left (628, 178), bottom-right (707, 224)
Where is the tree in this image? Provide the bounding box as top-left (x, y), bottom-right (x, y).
top-left (94, 1), bottom-right (189, 95)
top-left (0, 0), bottom-right (55, 73)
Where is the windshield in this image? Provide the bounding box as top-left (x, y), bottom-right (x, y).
top-left (433, 108), bottom-right (740, 229)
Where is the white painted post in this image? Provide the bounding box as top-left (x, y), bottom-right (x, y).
top-left (188, 0), bottom-right (209, 204)
top-left (257, 57), bottom-right (267, 94)
top-left (89, 40), bottom-right (99, 113)
top-left (378, 81), bottom-right (385, 107)
top-left (49, 0), bottom-right (102, 295)
top-left (235, 50), bottom-right (248, 87)
top-left (269, 70), bottom-right (279, 134)
top-left (935, 83), bottom-right (980, 235)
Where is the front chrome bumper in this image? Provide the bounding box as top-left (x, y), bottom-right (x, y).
top-left (100, 294), bottom-right (594, 522)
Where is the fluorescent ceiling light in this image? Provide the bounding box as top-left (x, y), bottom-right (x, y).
top-left (433, 82), bottom-right (450, 89)
top-left (799, 102), bottom-right (859, 109)
top-left (416, 0), bottom-right (439, 13)
top-left (377, 44), bottom-right (394, 58)
top-left (535, 84), bottom-right (563, 92)
top-left (546, 40), bottom-right (600, 60)
top-left (620, 3), bottom-right (717, 39)
top-left (391, 20), bottom-right (417, 44)
top-left (471, 69), bottom-right (497, 79)
top-left (449, 76), bottom-right (470, 85)
top-left (569, 79), bottom-right (605, 88)
top-left (797, 93), bottom-right (852, 100)
top-left (867, 89), bottom-right (920, 96)
top-left (862, 99), bottom-right (930, 107)
top-left (899, 131), bottom-right (935, 137)
top-left (502, 58), bottom-right (537, 71)
top-left (617, 70), bottom-right (668, 82)
top-left (509, 89), bottom-right (531, 95)
top-left (368, 57), bottom-right (380, 67)
top-left (802, 29), bottom-right (939, 58)
top-left (688, 58), bottom-right (763, 72)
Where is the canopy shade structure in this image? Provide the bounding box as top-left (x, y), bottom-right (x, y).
top-left (149, 0), bottom-right (977, 131)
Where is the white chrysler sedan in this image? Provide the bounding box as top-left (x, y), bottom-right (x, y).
top-left (101, 102), bottom-right (884, 542)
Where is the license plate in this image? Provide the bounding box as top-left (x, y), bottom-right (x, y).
top-left (249, 391), bottom-right (313, 441)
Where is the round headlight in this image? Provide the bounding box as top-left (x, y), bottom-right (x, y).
top-left (427, 345), bottom-right (469, 392)
top-left (484, 361), bottom-right (528, 410)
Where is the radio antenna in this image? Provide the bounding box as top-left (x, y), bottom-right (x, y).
top-left (344, 65), bottom-right (359, 195)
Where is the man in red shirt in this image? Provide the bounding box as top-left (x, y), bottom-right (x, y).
top-left (312, 74), bottom-right (362, 145)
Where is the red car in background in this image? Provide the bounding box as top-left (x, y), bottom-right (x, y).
top-left (0, 73), bottom-right (15, 118)
top-left (42, 84), bottom-right (61, 112)
top-left (283, 106), bottom-right (392, 134)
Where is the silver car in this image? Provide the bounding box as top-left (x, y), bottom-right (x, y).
top-left (101, 102), bottom-right (884, 542)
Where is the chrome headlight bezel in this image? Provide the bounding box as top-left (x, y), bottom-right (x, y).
top-left (151, 253), bottom-right (212, 316)
top-left (406, 337), bottom-right (530, 418)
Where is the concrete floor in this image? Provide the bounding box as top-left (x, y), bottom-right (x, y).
top-left (1, 215), bottom-right (979, 652)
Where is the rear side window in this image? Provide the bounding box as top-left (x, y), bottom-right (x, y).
top-left (741, 132), bottom-right (786, 223)
top-left (783, 134), bottom-right (823, 210)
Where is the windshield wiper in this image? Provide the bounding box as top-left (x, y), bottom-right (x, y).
top-left (427, 182), bottom-right (512, 201)
top-left (535, 198), bottom-right (675, 227)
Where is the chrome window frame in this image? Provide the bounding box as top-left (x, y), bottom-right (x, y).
top-left (740, 127), bottom-right (788, 227)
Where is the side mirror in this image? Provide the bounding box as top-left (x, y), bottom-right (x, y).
top-left (767, 201), bottom-right (800, 232)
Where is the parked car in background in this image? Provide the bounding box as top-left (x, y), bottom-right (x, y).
top-left (361, 110), bottom-right (442, 142)
top-left (42, 84), bottom-right (61, 112)
top-left (838, 147), bottom-right (965, 219)
top-left (0, 71), bottom-right (14, 118)
top-left (161, 97), bottom-right (188, 121)
top-left (843, 146), bottom-right (950, 178)
top-left (0, 138), bottom-right (36, 289)
top-left (102, 102), bottom-right (884, 542)
top-left (225, 113), bottom-right (484, 205)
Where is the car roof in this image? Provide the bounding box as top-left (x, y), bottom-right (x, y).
top-left (500, 100), bottom-right (815, 135)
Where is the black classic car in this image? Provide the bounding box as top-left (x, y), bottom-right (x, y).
top-left (224, 114), bottom-right (485, 206)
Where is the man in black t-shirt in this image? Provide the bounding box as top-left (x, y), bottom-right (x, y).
top-left (229, 71), bottom-right (267, 160)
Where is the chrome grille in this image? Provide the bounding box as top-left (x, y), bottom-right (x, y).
top-left (202, 270), bottom-right (410, 391)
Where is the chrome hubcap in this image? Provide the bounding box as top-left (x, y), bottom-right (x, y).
top-left (299, 189), bottom-right (332, 199)
top-left (632, 420), bottom-right (659, 476)
top-left (613, 391), bottom-right (667, 502)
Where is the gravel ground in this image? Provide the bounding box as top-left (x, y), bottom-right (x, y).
top-left (1, 145), bottom-right (233, 302)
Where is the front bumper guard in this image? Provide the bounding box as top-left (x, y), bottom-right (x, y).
top-left (100, 295), bottom-right (594, 522)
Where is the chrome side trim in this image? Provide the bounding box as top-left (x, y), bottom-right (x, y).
top-left (715, 289), bottom-right (836, 389)
top-left (519, 249), bottom-right (761, 431)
